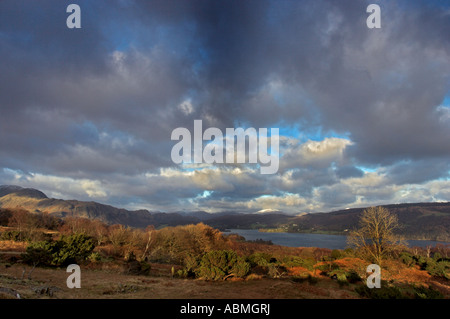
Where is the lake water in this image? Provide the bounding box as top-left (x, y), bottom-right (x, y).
top-left (227, 229), bottom-right (450, 250)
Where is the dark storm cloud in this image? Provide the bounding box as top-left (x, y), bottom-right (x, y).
top-left (132, 0), bottom-right (450, 165)
top-left (0, 0), bottom-right (198, 175)
top-left (384, 159), bottom-right (450, 185)
top-left (335, 166), bottom-right (364, 179)
top-left (318, 184), bottom-right (357, 208)
top-left (289, 167), bottom-right (338, 195)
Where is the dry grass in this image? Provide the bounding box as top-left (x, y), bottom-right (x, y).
top-left (0, 240), bottom-right (27, 252)
top-left (0, 262), bottom-right (365, 299)
top-left (382, 259), bottom-right (432, 284)
top-left (286, 266), bottom-right (313, 277)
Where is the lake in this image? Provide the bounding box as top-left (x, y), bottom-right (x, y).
top-left (227, 229), bottom-right (450, 250)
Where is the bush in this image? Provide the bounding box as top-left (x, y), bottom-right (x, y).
top-left (281, 256), bottom-right (315, 270)
top-left (183, 254), bottom-right (200, 277)
top-left (196, 250), bottom-right (228, 280)
top-left (399, 252), bottom-right (415, 267)
top-left (248, 252), bottom-right (272, 267)
top-left (195, 250), bottom-right (250, 280)
top-left (316, 262), bottom-right (361, 285)
top-left (88, 252), bottom-right (102, 262)
top-left (346, 270), bottom-right (362, 284)
top-left (337, 274), bottom-right (348, 287)
top-left (23, 242), bottom-right (54, 266)
top-left (425, 260), bottom-right (450, 279)
top-left (1, 230), bottom-right (24, 241)
top-left (413, 256), bottom-right (450, 279)
top-left (1, 230), bottom-right (52, 242)
top-left (355, 283), bottom-right (406, 299)
top-left (176, 269), bottom-right (190, 278)
top-left (315, 262), bottom-right (340, 275)
top-left (53, 234), bottom-right (95, 266)
top-left (331, 249), bottom-right (342, 260)
top-left (432, 252), bottom-right (442, 261)
top-left (233, 257), bottom-right (251, 278)
top-left (414, 255), bottom-right (428, 268)
top-left (23, 234), bottom-right (95, 267)
top-left (413, 286), bottom-right (443, 299)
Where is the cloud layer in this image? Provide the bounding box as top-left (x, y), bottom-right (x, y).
top-left (0, 0), bottom-right (449, 213)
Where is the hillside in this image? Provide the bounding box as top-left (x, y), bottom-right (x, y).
top-left (205, 203), bottom-right (450, 241)
top-left (288, 203), bottom-right (450, 241)
top-left (0, 185), bottom-right (198, 228)
top-left (0, 185), bottom-right (449, 241)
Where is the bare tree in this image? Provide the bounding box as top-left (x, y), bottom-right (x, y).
top-left (426, 245), bottom-right (432, 258)
top-left (141, 225), bottom-right (155, 261)
top-left (91, 219), bottom-right (109, 246)
top-left (8, 209), bottom-right (38, 241)
top-left (348, 206), bottom-right (405, 266)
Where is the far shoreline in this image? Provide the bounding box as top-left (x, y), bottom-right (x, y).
top-left (225, 228), bottom-right (450, 247)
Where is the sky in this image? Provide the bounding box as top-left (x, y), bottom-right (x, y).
top-left (0, 0), bottom-right (449, 214)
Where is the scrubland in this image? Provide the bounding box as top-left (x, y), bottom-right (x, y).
top-left (0, 208), bottom-right (448, 299)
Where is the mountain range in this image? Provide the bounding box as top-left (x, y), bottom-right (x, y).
top-left (0, 185), bottom-right (197, 228)
top-left (0, 185), bottom-right (449, 241)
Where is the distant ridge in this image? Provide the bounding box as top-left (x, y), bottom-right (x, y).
top-left (0, 185), bottom-right (48, 198)
top-left (0, 185), bottom-right (198, 228)
top-left (0, 185), bottom-right (48, 199)
top-left (0, 185), bottom-right (449, 241)
top-left (204, 202), bottom-right (450, 241)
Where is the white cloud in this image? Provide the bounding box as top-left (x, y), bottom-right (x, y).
top-left (178, 99), bottom-right (194, 115)
top-left (437, 105), bottom-right (450, 123)
top-left (300, 138), bottom-right (352, 161)
top-left (278, 136), bottom-right (353, 172)
top-left (0, 169), bottom-right (107, 200)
